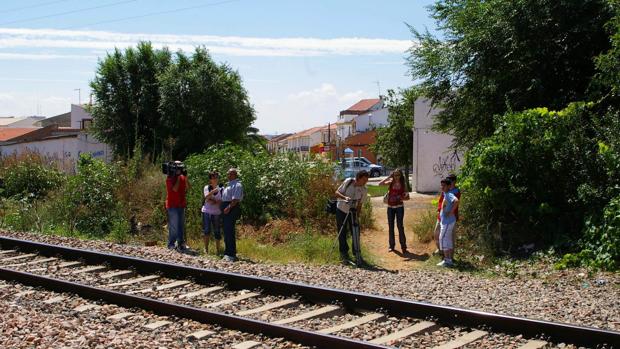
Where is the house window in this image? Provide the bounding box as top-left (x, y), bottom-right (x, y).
top-left (81, 119), bottom-right (93, 129)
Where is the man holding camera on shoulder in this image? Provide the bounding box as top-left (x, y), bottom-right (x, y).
top-left (165, 160), bottom-right (191, 252)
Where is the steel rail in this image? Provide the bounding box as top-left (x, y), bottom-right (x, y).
top-left (0, 267), bottom-right (389, 349)
top-left (1, 236), bottom-right (619, 347)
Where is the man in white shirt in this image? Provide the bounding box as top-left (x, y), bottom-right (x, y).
top-left (334, 170), bottom-right (369, 263)
top-left (220, 168), bottom-right (244, 262)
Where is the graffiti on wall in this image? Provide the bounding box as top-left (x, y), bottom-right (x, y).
top-left (432, 150), bottom-right (460, 177)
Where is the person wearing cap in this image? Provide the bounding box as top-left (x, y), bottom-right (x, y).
top-left (220, 168), bottom-right (244, 262)
top-left (438, 178), bottom-right (458, 267)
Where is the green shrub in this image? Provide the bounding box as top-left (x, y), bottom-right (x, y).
top-left (184, 143), bottom-right (339, 231)
top-left (1, 156), bottom-right (64, 200)
top-left (562, 195), bottom-right (620, 270)
top-left (55, 154), bottom-right (122, 236)
top-left (460, 102), bottom-right (616, 253)
top-left (411, 209), bottom-right (437, 243)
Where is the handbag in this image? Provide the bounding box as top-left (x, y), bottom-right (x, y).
top-left (325, 179), bottom-right (354, 215)
top-left (383, 191), bottom-right (389, 204)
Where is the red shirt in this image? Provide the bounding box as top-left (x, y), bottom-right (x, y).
top-left (165, 175), bottom-right (187, 209)
top-left (387, 182), bottom-right (406, 206)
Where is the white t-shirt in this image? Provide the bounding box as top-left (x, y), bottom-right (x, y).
top-left (336, 178), bottom-right (368, 214)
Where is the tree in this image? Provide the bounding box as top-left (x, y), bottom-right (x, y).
top-left (90, 43), bottom-right (256, 159)
top-left (158, 48), bottom-right (255, 159)
top-left (407, 0), bottom-right (614, 148)
top-left (90, 42), bottom-right (172, 157)
top-left (371, 88), bottom-right (419, 190)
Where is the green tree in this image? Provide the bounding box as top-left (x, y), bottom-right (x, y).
top-left (90, 44), bottom-right (256, 159)
top-left (407, 0), bottom-right (614, 148)
top-left (158, 48), bottom-right (255, 159)
top-left (370, 88), bottom-right (418, 190)
top-left (90, 42), bottom-right (172, 157)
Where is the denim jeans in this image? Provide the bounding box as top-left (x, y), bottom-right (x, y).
top-left (387, 206), bottom-right (406, 250)
top-left (221, 202), bottom-right (240, 257)
top-left (202, 213), bottom-right (221, 240)
top-left (167, 207), bottom-right (185, 249)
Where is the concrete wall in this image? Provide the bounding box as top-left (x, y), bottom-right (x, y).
top-left (0, 132), bottom-right (112, 172)
top-left (71, 104), bottom-right (92, 129)
top-left (412, 98), bottom-right (464, 193)
top-left (0, 137), bottom-right (78, 171)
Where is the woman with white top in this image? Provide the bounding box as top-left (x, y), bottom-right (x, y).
top-left (202, 171), bottom-right (223, 254)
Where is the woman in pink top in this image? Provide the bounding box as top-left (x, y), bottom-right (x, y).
top-left (379, 169), bottom-right (410, 253)
top-left (202, 172), bottom-right (223, 254)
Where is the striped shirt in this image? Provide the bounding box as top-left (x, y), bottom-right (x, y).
top-left (221, 179), bottom-right (244, 202)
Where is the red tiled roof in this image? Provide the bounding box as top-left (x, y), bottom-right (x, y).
top-left (0, 128), bottom-right (38, 141)
top-left (340, 99), bottom-right (381, 115)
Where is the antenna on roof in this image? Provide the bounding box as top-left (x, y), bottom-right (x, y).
top-left (74, 88), bottom-right (81, 105)
top-left (373, 81), bottom-right (381, 97)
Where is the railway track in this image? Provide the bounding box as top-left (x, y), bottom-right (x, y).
top-left (0, 236), bottom-right (618, 348)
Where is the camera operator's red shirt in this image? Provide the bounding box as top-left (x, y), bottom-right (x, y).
top-left (165, 175), bottom-right (187, 209)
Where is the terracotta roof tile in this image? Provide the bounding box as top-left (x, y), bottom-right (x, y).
top-left (340, 99), bottom-right (381, 115)
top-left (0, 128), bottom-right (38, 141)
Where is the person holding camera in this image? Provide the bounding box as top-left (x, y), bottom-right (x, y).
top-left (165, 160), bottom-right (191, 251)
top-left (334, 170), bottom-right (369, 263)
top-left (202, 171), bottom-right (223, 254)
top-left (220, 168), bottom-right (243, 262)
top-left (378, 169), bottom-right (410, 253)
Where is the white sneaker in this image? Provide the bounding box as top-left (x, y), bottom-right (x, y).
top-left (436, 260), bottom-right (446, 267)
top-left (222, 255), bottom-right (237, 262)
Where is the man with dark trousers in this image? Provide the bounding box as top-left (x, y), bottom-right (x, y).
top-left (220, 168), bottom-right (243, 262)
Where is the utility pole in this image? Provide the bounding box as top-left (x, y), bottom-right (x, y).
top-left (74, 88), bottom-right (81, 105)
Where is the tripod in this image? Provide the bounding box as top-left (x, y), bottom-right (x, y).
top-left (336, 199), bottom-right (363, 267)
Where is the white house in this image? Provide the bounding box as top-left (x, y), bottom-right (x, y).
top-left (352, 107), bottom-right (389, 133)
top-left (285, 125), bottom-right (336, 157)
top-left (336, 98), bottom-right (385, 140)
top-left (0, 104), bottom-right (112, 171)
top-left (412, 98), bottom-right (464, 193)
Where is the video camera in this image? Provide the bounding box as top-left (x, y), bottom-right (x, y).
top-left (162, 161), bottom-right (187, 177)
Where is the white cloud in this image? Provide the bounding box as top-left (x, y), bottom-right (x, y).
top-left (0, 92), bottom-right (15, 102)
top-left (0, 27), bottom-right (411, 57)
top-left (0, 52), bottom-right (96, 60)
top-left (0, 92), bottom-right (71, 117)
top-left (254, 83), bottom-right (370, 134)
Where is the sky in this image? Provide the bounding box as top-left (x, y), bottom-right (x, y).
top-left (0, 0), bottom-right (438, 134)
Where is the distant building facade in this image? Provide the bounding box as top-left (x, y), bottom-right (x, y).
top-left (0, 104), bottom-right (112, 171)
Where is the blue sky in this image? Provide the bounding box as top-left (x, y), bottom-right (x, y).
top-left (0, 0), bottom-right (437, 134)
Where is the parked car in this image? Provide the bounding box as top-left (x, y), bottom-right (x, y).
top-left (341, 158), bottom-right (383, 178)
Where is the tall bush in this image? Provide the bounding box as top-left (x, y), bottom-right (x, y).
top-left (0, 153), bottom-right (64, 200)
top-left (184, 144), bottom-right (338, 231)
top-left (460, 103), bottom-right (614, 252)
top-left (55, 154), bottom-right (121, 236)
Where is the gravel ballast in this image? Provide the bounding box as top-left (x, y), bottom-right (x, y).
top-left (1, 230), bottom-right (619, 338)
top-left (0, 279), bottom-right (306, 349)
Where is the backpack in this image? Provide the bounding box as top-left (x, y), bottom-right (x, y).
top-left (325, 179), bottom-right (354, 215)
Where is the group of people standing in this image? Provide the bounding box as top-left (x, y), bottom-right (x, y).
top-left (166, 161), bottom-right (458, 267)
top-left (333, 168), bottom-right (460, 267)
top-left (165, 166), bottom-right (244, 262)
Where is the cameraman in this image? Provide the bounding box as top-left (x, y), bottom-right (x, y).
top-left (334, 170), bottom-right (369, 263)
top-left (165, 160), bottom-right (191, 251)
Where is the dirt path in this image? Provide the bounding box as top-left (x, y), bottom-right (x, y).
top-left (363, 193), bottom-right (437, 270)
